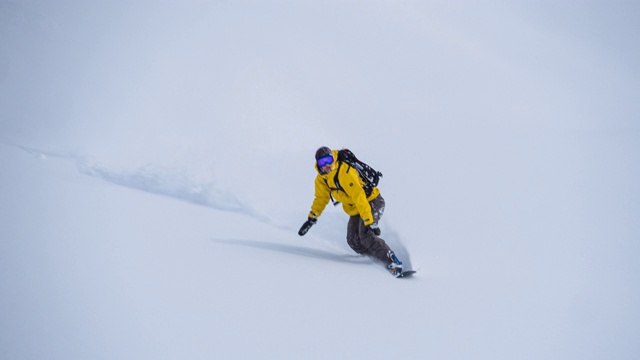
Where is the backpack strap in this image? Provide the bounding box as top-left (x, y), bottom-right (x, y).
top-left (321, 161), bottom-right (344, 206)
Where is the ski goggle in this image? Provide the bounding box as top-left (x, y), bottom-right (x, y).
top-left (317, 155), bottom-right (334, 167)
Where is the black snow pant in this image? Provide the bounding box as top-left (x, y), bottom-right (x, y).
top-left (346, 195), bottom-right (391, 264)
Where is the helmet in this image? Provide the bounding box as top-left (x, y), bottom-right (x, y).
top-left (315, 146), bottom-right (332, 160)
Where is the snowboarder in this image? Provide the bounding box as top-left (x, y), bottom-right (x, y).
top-left (298, 146), bottom-right (403, 276)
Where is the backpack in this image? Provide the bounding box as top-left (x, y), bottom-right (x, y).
top-left (335, 148), bottom-right (383, 198)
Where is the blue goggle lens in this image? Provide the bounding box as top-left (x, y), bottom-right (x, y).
top-left (317, 155), bottom-right (334, 167)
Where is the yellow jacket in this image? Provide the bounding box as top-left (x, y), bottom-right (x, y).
top-left (309, 150), bottom-right (380, 225)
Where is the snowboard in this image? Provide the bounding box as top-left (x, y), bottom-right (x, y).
top-left (396, 270), bottom-right (417, 278)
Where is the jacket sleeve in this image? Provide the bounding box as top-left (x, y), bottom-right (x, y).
top-left (340, 167), bottom-right (375, 226)
top-left (309, 175), bottom-right (331, 219)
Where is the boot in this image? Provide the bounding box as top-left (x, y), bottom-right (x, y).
top-left (387, 250), bottom-right (403, 277)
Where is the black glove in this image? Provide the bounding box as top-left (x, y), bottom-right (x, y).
top-left (368, 223), bottom-right (381, 236)
top-left (298, 217), bottom-right (317, 236)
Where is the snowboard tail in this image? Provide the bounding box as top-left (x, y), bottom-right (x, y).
top-left (396, 270), bottom-right (417, 278)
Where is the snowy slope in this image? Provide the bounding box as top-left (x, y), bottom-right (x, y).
top-left (1, 1), bottom-right (639, 359)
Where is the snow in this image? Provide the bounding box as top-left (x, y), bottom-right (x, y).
top-left (1, 1), bottom-right (639, 359)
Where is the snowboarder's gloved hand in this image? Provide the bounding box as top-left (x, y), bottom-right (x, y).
top-left (368, 223), bottom-right (381, 236)
top-left (298, 217), bottom-right (317, 236)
